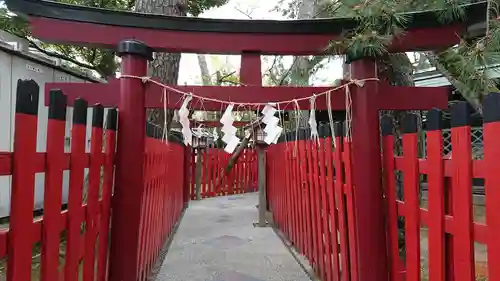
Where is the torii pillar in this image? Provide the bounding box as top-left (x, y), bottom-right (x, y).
top-left (349, 59), bottom-right (387, 281)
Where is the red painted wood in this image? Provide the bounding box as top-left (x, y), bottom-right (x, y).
top-left (382, 133), bottom-right (400, 281)
top-left (228, 165), bottom-right (234, 195)
top-left (312, 140), bottom-right (325, 277)
top-left (84, 120), bottom-right (104, 281)
top-left (64, 113), bottom-right (88, 281)
top-left (292, 143), bottom-right (304, 254)
top-left (109, 53), bottom-right (148, 281)
top-left (138, 153), bottom-right (149, 279)
top-left (40, 103), bottom-right (66, 281)
top-left (244, 149), bottom-right (250, 192)
top-left (44, 80), bottom-right (450, 111)
top-left (395, 201), bottom-right (487, 243)
top-left (445, 156), bottom-right (455, 281)
top-left (318, 136), bottom-right (332, 281)
top-left (393, 157), bottom-right (487, 179)
top-left (285, 144), bottom-right (294, 242)
top-left (325, 135), bottom-right (340, 281)
top-left (0, 151), bottom-right (101, 176)
top-left (279, 146), bottom-right (286, 229)
top-left (207, 148), bottom-right (213, 197)
top-left (484, 117), bottom-right (500, 281)
top-left (216, 150), bottom-right (222, 195)
top-left (212, 149), bottom-right (217, 197)
top-left (305, 139), bottom-right (318, 267)
top-left (300, 140), bottom-right (309, 258)
top-left (236, 155), bottom-right (242, 194)
top-left (202, 150), bottom-right (207, 198)
top-left (402, 130), bottom-right (420, 281)
top-left (343, 140), bottom-right (358, 281)
top-left (333, 136), bottom-right (349, 281)
top-left (298, 137), bottom-right (312, 262)
top-left (183, 146), bottom-right (191, 205)
top-left (350, 59), bottom-right (388, 281)
top-left (280, 146), bottom-right (288, 236)
top-left (240, 53), bottom-right (262, 85)
top-left (427, 128), bottom-right (445, 281)
top-left (288, 144), bottom-right (298, 248)
top-left (8, 108), bottom-right (38, 281)
top-left (191, 150), bottom-right (196, 199)
top-left (97, 125), bottom-right (117, 281)
top-left (450, 125), bottom-right (475, 281)
top-left (31, 17), bottom-right (465, 54)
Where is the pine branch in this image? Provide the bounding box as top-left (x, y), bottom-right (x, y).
top-left (424, 51), bottom-right (484, 114)
top-left (4, 29), bottom-right (103, 77)
top-left (28, 39), bottom-right (105, 77)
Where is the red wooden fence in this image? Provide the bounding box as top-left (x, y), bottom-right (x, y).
top-left (0, 80), bottom-right (116, 281)
top-left (137, 125), bottom-right (186, 281)
top-left (267, 124), bottom-right (358, 281)
top-left (0, 79), bottom-right (187, 281)
top-left (189, 147), bottom-right (257, 199)
top-left (382, 98), bottom-right (497, 281)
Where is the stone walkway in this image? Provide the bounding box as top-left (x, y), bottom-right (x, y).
top-left (155, 193), bottom-right (311, 281)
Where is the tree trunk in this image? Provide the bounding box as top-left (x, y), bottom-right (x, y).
top-left (134, 0), bottom-right (187, 131)
top-left (197, 54), bottom-right (211, 85)
top-left (289, 0), bottom-right (319, 128)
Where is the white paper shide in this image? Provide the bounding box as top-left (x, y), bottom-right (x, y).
top-left (179, 95), bottom-right (193, 146)
top-left (261, 103), bottom-right (283, 145)
top-left (220, 104), bottom-right (240, 153)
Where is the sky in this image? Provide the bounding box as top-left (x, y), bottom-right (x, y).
top-left (177, 0), bottom-right (345, 86)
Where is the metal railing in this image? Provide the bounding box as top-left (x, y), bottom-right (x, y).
top-left (422, 126), bottom-right (483, 159)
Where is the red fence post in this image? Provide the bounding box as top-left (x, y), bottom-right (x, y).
top-left (349, 59), bottom-right (388, 281)
top-left (109, 39), bottom-right (152, 281)
top-left (483, 93), bottom-right (500, 281)
top-left (183, 145), bottom-right (191, 207)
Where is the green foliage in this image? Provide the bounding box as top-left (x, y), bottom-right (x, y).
top-left (326, 0), bottom-right (500, 110)
top-left (326, 0), bottom-right (475, 60)
top-left (187, 0), bottom-right (227, 16)
top-left (0, 0), bottom-right (228, 78)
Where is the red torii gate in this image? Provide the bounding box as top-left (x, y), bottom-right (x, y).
top-left (6, 0), bottom-right (486, 281)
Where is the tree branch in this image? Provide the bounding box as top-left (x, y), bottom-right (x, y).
top-left (216, 70), bottom-right (237, 84)
top-left (8, 29), bottom-right (103, 77)
top-left (423, 51), bottom-right (483, 115)
top-left (278, 57), bottom-right (299, 85)
top-left (234, 6), bottom-right (253, 19)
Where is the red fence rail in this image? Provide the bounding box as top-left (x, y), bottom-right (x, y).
top-left (267, 124), bottom-right (358, 281)
top-left (0, 80), bottom-right (116, 281)
top-left (189, 147), bottom-right (257, 199)
top-left (382, 97), bottom-right (498, 281)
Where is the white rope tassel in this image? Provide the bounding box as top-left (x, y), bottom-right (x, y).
top-left (308, 95), bottom-right (319, 143)
top-left (179, 94), bottom-right (193, 146)
top-left (162, 88), bottom-right (168, 143)
top-left (345, 85), bottom-right (353, 141)
top-left (326, 90), bottom-right (336, 148)
top-left (293, 100), bottom-right (301, 156)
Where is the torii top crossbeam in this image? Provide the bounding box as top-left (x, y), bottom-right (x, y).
top-left (7, 0), bottom-right (486, 55)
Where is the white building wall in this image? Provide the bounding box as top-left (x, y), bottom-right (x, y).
top-left (0, 49), bottom-right (101, 218)
top-left (0, 51), bottom-right (12, 217)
